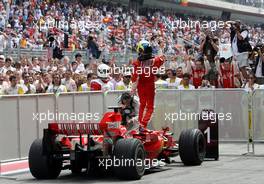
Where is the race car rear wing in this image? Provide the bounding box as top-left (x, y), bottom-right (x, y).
top-left (48, 123), bottom-right (104, 136)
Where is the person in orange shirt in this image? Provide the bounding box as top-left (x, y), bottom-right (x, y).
top-left (20, 36), bottom-right (27, 48)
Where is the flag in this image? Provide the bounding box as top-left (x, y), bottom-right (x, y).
top-left (181, 0), bottom-right (188, 6)
top-left (174, 0), bottom-right (188, 6)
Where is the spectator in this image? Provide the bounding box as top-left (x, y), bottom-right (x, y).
top-left (186, 57), bottom-right (210, 88)
top-left (217, 57), bottom-right (240, 88)
top-left (21, 72), bottom-right (36, 94)
top-left (229, 20), bottom-right (252, 80)
top-left (71, 61), bottom-right (78, 73)
top-left (42, 73), bottom-right (52, 91)
top-left (61, 56), bottom-right (71, 71)
top-left (252, 45), bottom-right (264, 84)
top-left (110, 67), bottom-right (125, 90)
top-left (74, 53), bottom-right (85, 74)
top-left (4, 75), bottom-right (25, 95)
top-left (0, 31), bottom-right (7, 53)
top-left (72, 73), bottom-right (84, 91)
top-left (199, 30), bottom-right (219, 65)
top-left (61, 70), bottom-right (77, 92)
top-left (46, 73), bottom-right (67, 93)
top-left (79, 73), bottom-right (96, 91)
top-left (122, 68), bottom-right (132, 90)
top-left (31, 57), bottom-right (41, 73)
top-left (198, 75), bottom-right (215, 89)
top-left (243, 73), bottom-right (259, 92)
top-left (0, 55), bottom-right (5, 73)
top-left (155, 73), bottom-right (168, 89)
top-left (0, 73), bottom-right (8, 94)
top-left (87, 36), bottom-right (101, 59)
top-left (176, 67), bottom-right (183, 78)
top-left (178, 73), bottom-right (195, 90)
top-left (14, 62), bottom-right (23, 75)
top-left (2, 57), bottom-right (15, 74)
top-left (166, 69), bottom-right (181, 89)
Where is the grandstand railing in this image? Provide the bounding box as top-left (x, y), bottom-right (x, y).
top-left (1, 89), bottom-right (263, 163)
top-left (219, 0), bottom-right (264, 8)
top-left (2, 48), bottom-right (139, 65)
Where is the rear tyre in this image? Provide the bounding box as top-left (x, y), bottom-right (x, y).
top-left (179, 129), bottom-right (206, 166)
top-left (113, 138), bottom-right (145, 180)
top-left (28, 139), bottom-right (62, 179)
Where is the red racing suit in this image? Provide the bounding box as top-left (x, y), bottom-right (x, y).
top-left (131, 56), bottom-right (165, 128)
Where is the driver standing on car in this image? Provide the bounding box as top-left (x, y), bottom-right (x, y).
top-left (118, 92), bottom-right (140, 130)
top-left (131, 40), bottom-right (165, 130)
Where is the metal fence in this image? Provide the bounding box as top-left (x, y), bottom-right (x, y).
top-left (0, 89), bottom-right (263, 162)
top-left (2, 48), bottom-right (48, 62)
top-left (2, 48), bottom-right (138, 65)
top-left (252, 89), bottom-right (264, 155)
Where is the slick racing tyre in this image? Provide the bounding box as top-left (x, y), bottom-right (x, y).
top-left (113, 138), bottom-right (145, 180)
top-left (179, 129), bottom-right (206, 166)
top-left (28, 139), bottom-right (62, 179)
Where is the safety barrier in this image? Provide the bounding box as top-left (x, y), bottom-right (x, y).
top-left (152, 89), bottom-right (249, 142)
top-left (0, 89), bottom-right (262, 162)
top-left (252, 89), bottom-right (264, 155)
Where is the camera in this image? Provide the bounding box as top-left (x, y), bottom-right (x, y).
top-left (253, 44), bottom-right (264, 54)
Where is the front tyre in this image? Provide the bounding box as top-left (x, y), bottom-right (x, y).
top-left (179, 129), bottom-right (206, 166)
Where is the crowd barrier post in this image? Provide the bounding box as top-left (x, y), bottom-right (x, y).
top-left (247, 91), bottom-right (255, 155)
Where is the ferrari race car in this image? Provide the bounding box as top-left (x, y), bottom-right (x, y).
top-left (28, 107), bottom-right (206, 180)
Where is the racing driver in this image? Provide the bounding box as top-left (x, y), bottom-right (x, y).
top-left (131, 40), bottom-right (165, 129)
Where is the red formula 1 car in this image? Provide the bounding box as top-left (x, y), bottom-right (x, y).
top-left (28, 107), bottom-right (206, 180)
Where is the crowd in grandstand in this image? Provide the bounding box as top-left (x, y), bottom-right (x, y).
top-left (1, 0), bottom-right (264, 95)
top-left (222, 0), bottom-right (264, 8)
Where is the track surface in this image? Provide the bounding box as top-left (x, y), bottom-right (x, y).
top-left (1, 143), bottom-right (264, 184)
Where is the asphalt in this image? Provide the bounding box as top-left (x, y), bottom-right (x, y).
top-left (0, 143), bottom-right (264, 184)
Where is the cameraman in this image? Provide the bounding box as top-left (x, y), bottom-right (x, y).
top-left (118, 92), bottom-right (139, 131)
top-left (228, 20), bottom-right (252, 80)
top-left (199, 30), bottom-right (219, 65)
top-left (252, 45), bottom-right (264, 84)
